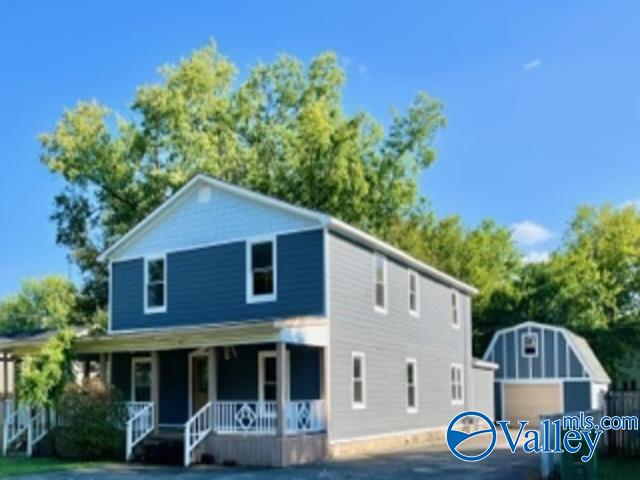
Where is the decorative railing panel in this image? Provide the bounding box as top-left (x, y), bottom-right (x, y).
top-left (183, 401), bottom-right (212, 467)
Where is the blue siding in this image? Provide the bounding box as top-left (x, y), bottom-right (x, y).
top-left (111, 352), bottom-right (133, 399)
top-left (159, 349), bottom-right (190, 424)
top-left (217, 344), bottom-right (320, 401)
top-left (531, 327), bottom-right (543, 378)
top-left (569, 350), bottom-right (584, 377)
top-left (516, 328), bottom-right (530, 378)
top-left (494, 382), bottom-right (503, 420)
top-left (494, 336), bottom-right (504, 380)
top-left (544, 330), bottom-right (555, 378)
top-left (505, 332), bottom-right (516, 378)
top-left (111, 229), bottom-right (325, 331)
top-left (564, 381), bottom-right (591, 413)
top-left (558, 334), bottom-right (567, 378)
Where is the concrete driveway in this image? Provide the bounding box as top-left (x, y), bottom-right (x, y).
top-left (17, 443), bottom-right (540, 480)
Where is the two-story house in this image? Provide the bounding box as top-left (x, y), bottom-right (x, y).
top-left (0, 174), bottom-right (495, 466)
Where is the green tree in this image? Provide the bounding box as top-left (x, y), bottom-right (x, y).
top-left (40, 41), bottom-right (446, 313)
top-left (0, 276), bottom-right (79, 334)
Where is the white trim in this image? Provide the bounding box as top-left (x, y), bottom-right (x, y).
top-left (406, 358), bottom-right (418, 413)
top-left (408, 270), bottom-right (419, 317)
top-left (351, 352), bottom-right (366, 410)
top-left (258, 350), bottom-right (290, 401)
top-left (188, 349), bottom-right (210, 417)
top-left (541, 328), bottom-right (546, 377)
top-left (108, 261), bottom-right (113, 333)
top-left (143, 254), bottom-right (167, 314)
top-left (373, 254), bottom-right (387, 314)
top-left (450, 363), bottom-right (464, 405)
top-left (555, 330), bottom-right (559, 377)
top-left (131, 357), bottom-right (152, 402)
top-left (521, 331), bottom-right (539, 359)
top-left (246, 236), bottom-right (277, 304)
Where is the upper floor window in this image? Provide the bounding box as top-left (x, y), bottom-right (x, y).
top-left (408, 270), bottom-right (419, 316)
top-left (451, 363), bottom-right (464, 405)
top-left (406, 359), bottom-right (418, 413)
top-left (145, 256), bottom-right (166, 313)
top-left (352, 352), bottom-right (366, 409)
top-left (374, 254), bottom-right (387, 313)
top-left (451, 292), bottom-right (459, 328)
top-left (522, 333), bottom-right (539, 357)
top-left (247, 238), bottom-right (276, 303)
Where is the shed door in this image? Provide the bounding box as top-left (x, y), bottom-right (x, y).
top-left (504, 383), bottom-right (563, 426)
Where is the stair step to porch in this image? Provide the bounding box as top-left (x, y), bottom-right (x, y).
top-left (132, 435), bottom-right (184, 466)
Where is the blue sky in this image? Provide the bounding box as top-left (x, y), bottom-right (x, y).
top-left (1, 1), bottom-right (639, 298)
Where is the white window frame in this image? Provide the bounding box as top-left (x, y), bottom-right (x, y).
top-left (131, 357), bottom-right (152, 402)
top-left (522, 332), bottom-right (539, 358)
top-left (144, 254), bottom-right (167, 314)
top-left (408, 270), bottom-right (419, 317)
top-left (257, 350), bottom-right (290, 402)
top-left (352, 352), bottom-right (366, 409)
top-left (246, 236), bottom-right (277, 304)
top-left (451, 291), bottom-right (460, 329)
top-left (450, 363), bottom-right (464, 405)
top-left (373, 254), bottom-right (387, 314)
top-left (406, 358), bottom-right (418, 413)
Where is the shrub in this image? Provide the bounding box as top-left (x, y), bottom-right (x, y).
top-left (53, 378), bottom-right (126, 461)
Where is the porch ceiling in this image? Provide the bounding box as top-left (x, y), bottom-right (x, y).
top-left (3, 317), bottom-right (328, 355)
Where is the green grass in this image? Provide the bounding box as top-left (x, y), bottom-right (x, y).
top-left (0, 457), bottom-right (107, 477)
top-left (598, 457), bottom-right (640, 480)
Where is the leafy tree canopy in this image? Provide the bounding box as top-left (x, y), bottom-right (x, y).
top-left (39, 41), bottom-right (446, 312)
top-left (0, 276), bottom-right (79, 334)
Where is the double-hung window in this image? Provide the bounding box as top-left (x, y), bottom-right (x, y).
top-left (374, 254), bottom-right (387, 313)
top-left (408, 270), bottom-right (419, 316)
top-left (522, 333), bottom-right (539, 357)
top-left (406, 359), bottom-right (418, 413)
top-left (145, 256), bottom-right (166, 313)
top-left (352, 352), bottom-right (366, 409)
top-left (451, 291), bottom-right (459, 328)
top-left (451, 364), bottom-right (464, 405)
top-left (247, 238), bottom-right (276, 303)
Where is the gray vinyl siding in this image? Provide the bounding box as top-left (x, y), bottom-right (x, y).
top-left (505, 332), bottom-right (516, 378)
top-left (564, 381), bottom-right (591, 413)
top-left (472, 367), bottom-right (495, 419)
top-left (328, 233), bottom-right (471, 442)
top-left (493, 336), bottom-right (504, 380)
top-left (531, 327), bottom-right (543, 377)
top-left (111, 229), bottom-right (324, 331)
top-left (544, 330), bottom-right (555, 377)
top-left (557, 334), bottom-right (567, 377)
top-left (494, 383), bottom-right (503, 420)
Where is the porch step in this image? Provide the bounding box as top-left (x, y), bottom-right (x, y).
top-left (132, 434), bottom-right (184, 466)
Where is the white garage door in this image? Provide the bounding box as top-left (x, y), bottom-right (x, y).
top-left (504, 383), bottom-right (563, 426)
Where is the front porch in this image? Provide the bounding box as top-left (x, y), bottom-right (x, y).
top-left (2, 318), bottom-right (329, 467)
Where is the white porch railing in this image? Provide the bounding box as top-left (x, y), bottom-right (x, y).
top-left (183, 401), bottom-right (212, 467)
top-left (125, 401), bottom-right (154, 461)
top-left (286, 400), bottom-right (325, 434)
top-left (2, 404), bottom-right (29, 455)
top-left (214, 401), bottom-right (277, 434)
top-left (26, 408), bottom-right (50, 457)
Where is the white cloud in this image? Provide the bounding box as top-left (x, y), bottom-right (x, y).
top-left (511, 220), bottom-right (554, 246)
top-left (620, 199), bottom-right (640, 209)
top-left (523, 250), bottom-right (550, 264)
top-left (523, 58), bottom-right (541, 71)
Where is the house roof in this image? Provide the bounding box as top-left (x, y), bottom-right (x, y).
top-left (98, 174), bottom-right (478, 295)
top-left (483, 320), bottom-right (611, 384)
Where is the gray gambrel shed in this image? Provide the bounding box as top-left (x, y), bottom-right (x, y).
top-left (483, 321), bottom-right (610, 425)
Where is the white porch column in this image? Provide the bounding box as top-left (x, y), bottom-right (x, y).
top-left (151, 351), bottom-right (160, 432)
top-left (276, 342), bottom-right (287, 437)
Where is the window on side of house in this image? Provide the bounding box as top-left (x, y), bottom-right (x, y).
top-left (352, 352), bottom-right (366, 409)
top-left (522, 333), bottom-right (539, 358)
top-left (451, 364), bottom-right (463, 405)
top-left (247, 238), bottom-right (276, 303)
top-left (408, 270), bottom-right (419, 316)
top-left (374, 254), bottom-right (386, 313)
top-left (145, 256), bottom-right (166, 313)
top-left (407, 359), bottom-right (418, 412)
top-left (451, 291), bottom-right (459, 328)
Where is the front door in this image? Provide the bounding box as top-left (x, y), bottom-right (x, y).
top-left (190, 354), bottom-right (209, 415)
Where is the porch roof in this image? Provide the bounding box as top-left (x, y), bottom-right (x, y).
top-left (0, 316), bottom-right (328, 355)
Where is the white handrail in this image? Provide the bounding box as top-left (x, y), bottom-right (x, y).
top-left (214, 401), bottom-right (278, 435)
top-left (183, 401), bottom-right (212, 467)
top-left (2, 405), bottom-right (29, 455)
top-left (286, 400), bottom-right (326, 434)
top-left (27, 408), bottom-right (50, 457)
top-left (125, 402), bottom-right (154, 461)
